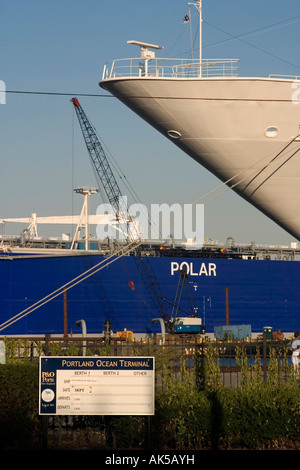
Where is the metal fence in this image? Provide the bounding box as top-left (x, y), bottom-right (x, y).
top-left (2, 333), bottom-right (293, 389)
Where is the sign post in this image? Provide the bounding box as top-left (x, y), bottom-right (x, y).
top-left (39, 356), bottom-right (155, 416)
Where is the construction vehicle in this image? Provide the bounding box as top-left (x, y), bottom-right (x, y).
top-left (167, 269), bottom-right (205, 334)
top-left (169, 316), bottom-right (205, 334)
top-left (116, 329), bottom-right (134, 341)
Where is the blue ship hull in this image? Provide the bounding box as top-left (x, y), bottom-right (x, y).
top-left (0, 252), bottom-right (299, 335)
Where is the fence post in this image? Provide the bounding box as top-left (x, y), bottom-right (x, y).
top-left (45, 334), bottom-right (50, 356)
top-left (263, 332), bottom-right (267, 383)
top-left (41, 415), bottom-right (48, 450)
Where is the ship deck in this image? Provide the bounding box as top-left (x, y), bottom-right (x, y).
top-left (1, 235), bottom-right (299, 261)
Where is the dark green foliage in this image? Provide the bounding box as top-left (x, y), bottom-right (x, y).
top-left (108, 416), bottom-right (148, 449)
top-left (154, 384), bottom-right (211, 449)
top-left (0, 363), bottom-right (39, 449)
top-left (226, 384), bottom-right (300, 449)
top-left (1, 357), bottom-right (300, 449)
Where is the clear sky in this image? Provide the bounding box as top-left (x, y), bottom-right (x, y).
top-left (1, 0), bottom-right (300, 246)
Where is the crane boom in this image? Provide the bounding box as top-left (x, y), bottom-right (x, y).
top-left (71, 97), bottom-right (127, 225)
top-left (71, 97), bottom-right (168, 319)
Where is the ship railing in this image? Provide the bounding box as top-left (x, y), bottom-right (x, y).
top-left (102, 57), bottom-right (239, 80)
top-left (268, 74), bottom-right (300, 81)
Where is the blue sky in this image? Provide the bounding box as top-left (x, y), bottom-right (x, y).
top-left (1, 0), bottom-right (300, 245)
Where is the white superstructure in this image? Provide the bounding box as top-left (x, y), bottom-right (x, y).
top-left (100, 1), bottom-right (300, 240)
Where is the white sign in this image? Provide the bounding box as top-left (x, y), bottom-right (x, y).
top-left (39, 356), bottom-right (155, 416)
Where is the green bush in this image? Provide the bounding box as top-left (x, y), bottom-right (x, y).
top-left (0, 363), bottom-right (39, 449)
top-left (153, 362), bottom-right (211, 449)
top-left (108, 416), bottom-right (148, 449)
top-left (1, 350), bottom-right (300, 450)
top-left (226, 383), bottom-right (300, 449)
top-left (150, 346), bottom-right (300, 450)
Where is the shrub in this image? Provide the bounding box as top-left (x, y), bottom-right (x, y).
top-left (225, 383), bottom-right (300, 449)
top-left (0, 363), bottom-right (39, 449)
top-left (1, 346), bottom-right (300, 450)
top-left (153, 361), bottom-right (211, 449)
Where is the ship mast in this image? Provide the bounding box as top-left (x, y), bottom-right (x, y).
top-left (188, 0), bottom-right (202, 77)
top-left (192, 0), bottom-right (203, 77)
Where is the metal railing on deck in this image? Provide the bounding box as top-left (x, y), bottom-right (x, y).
top-left (102, 57), bottom-right (239, 80)
top-left (268, 74), bottom-right (300, 81)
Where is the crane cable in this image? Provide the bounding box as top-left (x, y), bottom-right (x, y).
top-left (1, 133), bottom-right (299, 331)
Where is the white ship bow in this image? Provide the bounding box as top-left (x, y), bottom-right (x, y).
top-left (100, 24), bottom-right (300, 240)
